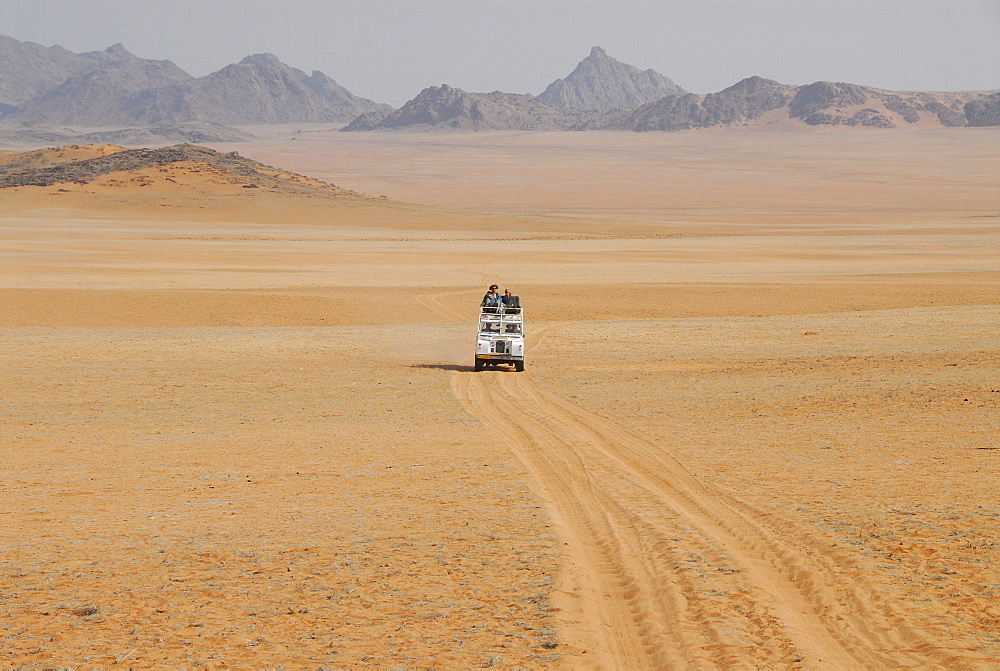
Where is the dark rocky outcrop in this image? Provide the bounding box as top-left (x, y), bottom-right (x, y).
top-left (786, 82), bottom-right (968, 128)
top-left (614, 77), bottom-right (795, 131)
top-left (788, 81), bottom-right (870, 122)
top-left (537, 46), bottom-right (685, 110)
top-left (342, 84), bottom-right (615, 132)
top-left (0, 143), bottom-right (338, 192)
top-left (964, 92), bottom-right (1000, 126)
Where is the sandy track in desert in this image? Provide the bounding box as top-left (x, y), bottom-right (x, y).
top-left (453, 316), bottom-right (998, 668)
top-left (2, 128), bottom-right (999, 667)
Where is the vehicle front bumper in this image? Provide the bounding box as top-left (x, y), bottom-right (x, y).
top-left (476, 353), bottom-right (523, 362)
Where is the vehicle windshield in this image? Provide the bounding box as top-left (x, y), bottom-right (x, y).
top-left (480, 319), bottom-right (522, 334)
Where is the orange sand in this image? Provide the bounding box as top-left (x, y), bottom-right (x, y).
top-left (1, 128), bottom-right (998, 667)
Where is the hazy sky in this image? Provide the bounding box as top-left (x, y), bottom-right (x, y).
top-left (3, 0), bottom-right (998, 105)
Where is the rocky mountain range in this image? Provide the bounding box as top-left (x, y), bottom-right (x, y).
top-left (1, 34), bottom-right (997, 137)
top-left (0, 35), bottom-right (387, 126)
top-left (537, 46), bottom-right (686, 110)
top-left (347, 76), bottom-right (998, 133)
top-left (340, 46), bottom-right (995, 133)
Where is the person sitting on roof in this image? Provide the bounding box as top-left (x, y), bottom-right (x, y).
top-left (502, 288), bottom-right (520, 313)
top-left (481, 284), bottom-right (501, 312)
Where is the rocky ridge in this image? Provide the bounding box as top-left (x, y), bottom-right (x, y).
top-left (348, 77), bottom-right (996, 133)
top-left (614, 77), bottom-right (987, 131)
top-left (9, 43), bottom-right (193, 125)
top-left (342, 84), bottom-right (617, 132)
top-left (120, 53), bottom-right (389, 125)
top-left (0, 35), bottom-right (387, 126)
top-left (0, 121), bottom-right (254, 148)
top-left (0, 35), bottom-right (187, 108)
top-left (0, 143), bottom-right (344, 192)
top-left (961, 92), bottom-right (1000, 127)
top-left (614, 76), bottom-right (795, 131)
top-left (537, 46), bottom-right (686, 110)
top-left (341, 44), bottom-right (995, 132)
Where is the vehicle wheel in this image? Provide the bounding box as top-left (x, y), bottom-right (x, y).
top-left (474, 359), bottom-right (484, 371)
top-left (514, 360), bottom-right (525, 372)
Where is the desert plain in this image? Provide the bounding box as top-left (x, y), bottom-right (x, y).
top-left (1, 126), bottom-right (999, 668)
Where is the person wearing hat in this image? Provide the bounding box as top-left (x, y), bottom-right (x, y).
top-left (481, 284), bottom-right (502, 312)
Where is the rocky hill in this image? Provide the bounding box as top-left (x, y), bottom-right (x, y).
top-left (537, 46), bottom-right (686, 110)
top-left (0, 35), bottom-right (184, 108)
top-left (0, 35), bottom-right (388, 126)
top-left (342, 84), bottom-right (616, 132)
top-left (1, 35), bottom-right (81, 106)
top-left (8, 43), bottom-right (193, 125)
top-left (120, 53), bottom-right (389, 125)
top-left (612, 78), bottom-right (988, 131)
top-left (613, 76), bottom-right (795, 131)
top-left (0, 120), bottom-right (253, 148)
top-left (0, 143), bottom-right (348, 194)
top-left (961, 92), bottom-right (1000, 126)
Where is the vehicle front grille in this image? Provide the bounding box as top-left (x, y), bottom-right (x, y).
top-left (494, 340), bottom-right (507, 354)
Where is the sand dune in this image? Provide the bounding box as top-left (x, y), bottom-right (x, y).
top-left (1, 128), bottom-right (998, 667)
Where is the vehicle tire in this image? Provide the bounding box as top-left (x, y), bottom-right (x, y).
top-left (474, 359), bottom-right (484, 371)
top-left (514, 360), bottom-right (525, 372)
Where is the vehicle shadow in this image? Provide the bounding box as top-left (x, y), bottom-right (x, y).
top-left (410, 363), bottom-right (477, 372)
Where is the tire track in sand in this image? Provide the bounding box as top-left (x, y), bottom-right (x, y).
top-left (448, 325), bottom-right (969, 669)
top-left (416, 288), bottom-right (474, 323)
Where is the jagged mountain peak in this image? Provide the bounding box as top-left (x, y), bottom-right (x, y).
top-left (538, 47), bottom-right (686, 111)
top-left (239, 53), bottom-right (285, 67)
top-left (103, 43), bottom-right (131, 57)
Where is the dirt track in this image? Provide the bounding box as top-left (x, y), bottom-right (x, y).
top-left (455, 316), bottom-right (999, 667)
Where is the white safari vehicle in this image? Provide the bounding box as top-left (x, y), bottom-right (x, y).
top-left (475, 305), bottom-right (525, 371)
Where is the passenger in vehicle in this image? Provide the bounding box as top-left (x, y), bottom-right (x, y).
top-left (502, 289), bottom-right (520, 313)
top-left (481, 284), bottom-right (501, 312)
